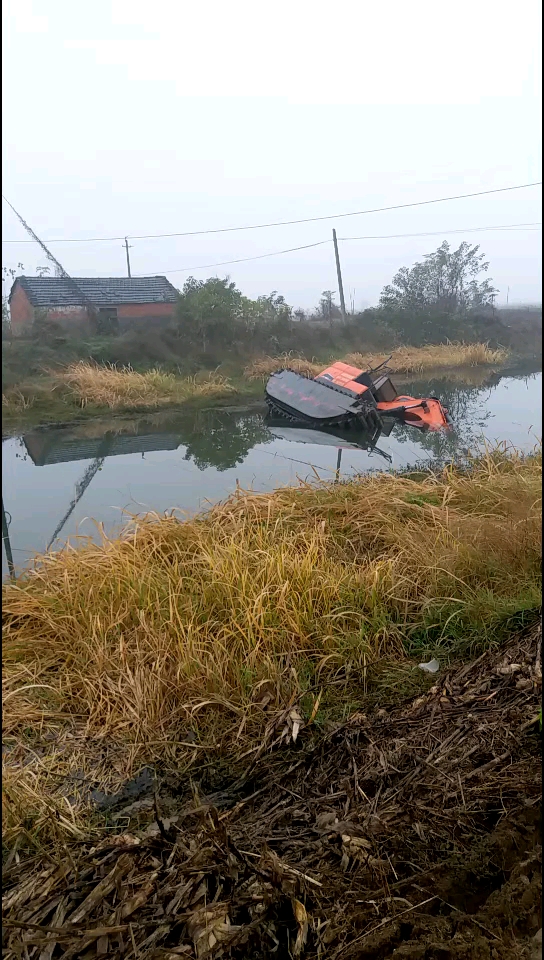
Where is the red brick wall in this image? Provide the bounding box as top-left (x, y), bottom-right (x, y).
top-left (117, 303), bottom-right (176, 319)
top-left (117, 302), bottom-right (176, 333)
top-left (9, 284), bottom-right (34, 335)
top-left (46, 306), bottom-right (89, 322)
top-left (45, 306), bottom-right (91, 335)
top-left (9, 287), bottom-right (176, 336)
top-left (9, 284), bottom-right (92, 336)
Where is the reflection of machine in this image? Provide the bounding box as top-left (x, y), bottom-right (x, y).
top-left (265, 359), bottom-right (452, 432)
top-left (266, 418), bottom-right (394, 464)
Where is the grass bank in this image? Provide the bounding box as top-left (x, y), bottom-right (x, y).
top-left (2, 342), bottom-right (511, 432)
top-left (2, 445), bottom-right (541, 852)
top-left (2, 362), bottom-right (262, 431)
top-left (243, 341), bottom-right (509, 380)
top-left (55, 361), bottom-right (238, 409)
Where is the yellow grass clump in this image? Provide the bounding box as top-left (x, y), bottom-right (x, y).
top-left (2, 445), bottom-right (541, 846)
top-left (53, 361), bottom-right (236, 409)
top-left (244, 353), bottom-right (323, 380)
top-left (345, 341), bottom-right (509, 375)
top-left (243, 343), bottom-right (508, 383)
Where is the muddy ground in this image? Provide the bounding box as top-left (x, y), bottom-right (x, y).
top-left (3, 619), bottom-right (542, 959)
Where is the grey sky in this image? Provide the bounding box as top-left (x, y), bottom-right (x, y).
top-left (2, 0), bottom-right (542, 309)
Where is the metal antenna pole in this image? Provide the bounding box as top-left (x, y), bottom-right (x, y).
top-left (332, 229), bottom-right (347, 323)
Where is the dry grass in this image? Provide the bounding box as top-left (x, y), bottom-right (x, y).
top-left (52, 361), bottom-right (236, 410)
top-left (1, 389), bottom-right (37, 413)
top-left (3, 343), bottom-right (509, 425)
top-left (3, 624), bottom-right (540, 958)
top-left (243, 353), bottom-right (323, 380)
top-left (345, 341), bottom-right (509, 374)
top-left (2, 445), bottom-right (541, 848)
top-left (243, 343), bottom-right (509, 382)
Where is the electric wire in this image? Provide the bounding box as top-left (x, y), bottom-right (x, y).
top-left (2, 181), bottom-right (540, 244)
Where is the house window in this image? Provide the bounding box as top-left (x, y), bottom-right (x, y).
top-left (97, 308), bottom-right (119, 335)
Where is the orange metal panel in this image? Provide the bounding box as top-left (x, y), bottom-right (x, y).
top-left (318, 361), bottom-right (369, 395)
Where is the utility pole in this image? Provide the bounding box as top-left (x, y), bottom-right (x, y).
top-left (124, 238), bottom-right (133, 278)
top-left (335, 447), bottom-right (342, 482)
top-left (332, 229), bottom-right (347, 323)
top-left (2, 498), bottom-right (15, 580)
top-left (2, 196), bottom-right (98, 324)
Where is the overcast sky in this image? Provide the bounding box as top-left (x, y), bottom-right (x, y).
top-left (2, 0), bottom-right (542, 309)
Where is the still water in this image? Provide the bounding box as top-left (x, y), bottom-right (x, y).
top-left (2, 368), bottom-right (541, 578)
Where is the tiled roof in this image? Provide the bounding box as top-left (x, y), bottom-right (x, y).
top-left (11, 276), bottom-right (179, 307)
top-left (23, 433), bottom-right (183, 466)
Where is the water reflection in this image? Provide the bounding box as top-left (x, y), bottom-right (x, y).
top-left (18, 412), bottom-right (397, 548)
top-left (20, 370), bottom-right (540, 475)
top-left (2, 366), bottom-right (541, 577)
top-left (394, 369), bottom-right (540, 462)
top-left (21, 409), bottom-right (273, 472)
top-left (266, 418), bottom-right (394, 466)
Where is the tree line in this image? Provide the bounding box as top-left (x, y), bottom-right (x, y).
top-left (3, 242), bottom-right (539, 357)
top-left (175, 241), bottom-right (503, 353)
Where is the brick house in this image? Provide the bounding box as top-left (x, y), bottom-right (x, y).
top-left (9, 275), bottom-right (179, 337)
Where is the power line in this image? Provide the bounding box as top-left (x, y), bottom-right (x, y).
top-left (2, 181), bottom-right (541, 244)
top-left (134, 222), bottom-right (542, 276)
top-left (135, 239), bottom-right (331, 276)
top-left (341, 222), bottom-right (542, 241)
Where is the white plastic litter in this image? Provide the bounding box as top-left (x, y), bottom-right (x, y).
top-left (418, 658), bottom-right (440, 674)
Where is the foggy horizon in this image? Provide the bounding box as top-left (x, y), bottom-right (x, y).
top-left (2, 0), bottom-right (542, 310)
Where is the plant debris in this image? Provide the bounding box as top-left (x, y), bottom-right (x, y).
top-left (3, 619), bottom-right (541, 959)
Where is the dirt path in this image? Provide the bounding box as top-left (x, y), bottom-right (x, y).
top-left (3, 619), bottom-right (541, 959)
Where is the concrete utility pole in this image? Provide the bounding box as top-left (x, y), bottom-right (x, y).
top-left (332, 229), bottom-right (347, 323)
top-left (124, 238), bottom-right (132, 278)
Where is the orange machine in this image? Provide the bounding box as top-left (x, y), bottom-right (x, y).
top-left (375, 395), bottom-right (450, 431)
top-left (265, 359), bottom-right (452, 432)
top-left (316, 361), bottom-right (373, 396)
top-left (315, 362), bottom-right (451, 431)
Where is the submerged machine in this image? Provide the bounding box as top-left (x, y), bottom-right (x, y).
top-left (265, 358), bottom-right (451, 432)
top-left (266, 418), bottom-right (394, 464)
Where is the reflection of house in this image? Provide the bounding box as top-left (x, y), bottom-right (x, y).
top-left (9, 276), bottom-right (178, 336)
top-left (23, 431), bottom-right (183, 466)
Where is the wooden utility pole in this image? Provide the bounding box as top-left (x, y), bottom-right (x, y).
top-left (124, 238), bottom-right (132, 278)
top-left (332, 229), bottom-right (347, 323)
